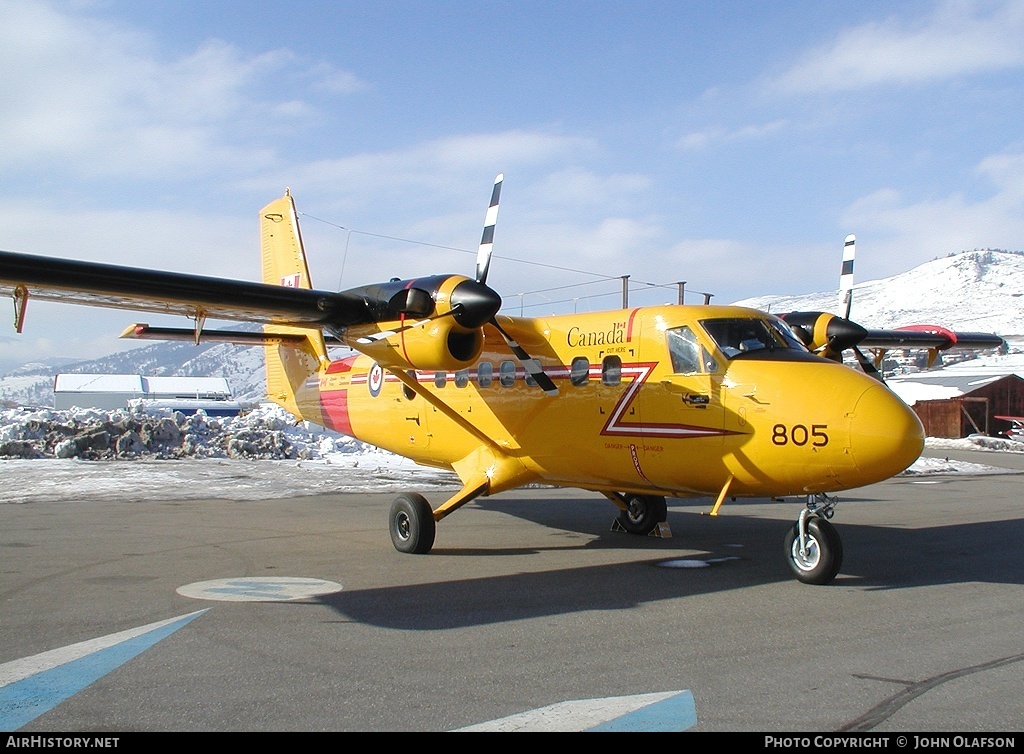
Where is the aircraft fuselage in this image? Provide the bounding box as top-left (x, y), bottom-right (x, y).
top-left (289, 304), bottom-right (925, 501)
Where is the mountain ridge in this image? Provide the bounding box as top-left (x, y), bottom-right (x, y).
top-left (734, 249), bottom-right (1024, 335)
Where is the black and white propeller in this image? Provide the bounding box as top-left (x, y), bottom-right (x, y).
top-left (781, 234), bottom-right (1003, 381)
top-left (353, 174), bottom-right (558, 395)
top-left (782, 236), bottom-right (885, 381)
top-left (475, 175), bottom-right (559, 396)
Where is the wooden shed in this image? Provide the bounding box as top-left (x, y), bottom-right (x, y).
top-left (890, 373), bottom-right (1024, 439)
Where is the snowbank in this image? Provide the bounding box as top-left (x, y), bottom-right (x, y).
top-left (0, 402), bottom-right (367, 461)
top-left (0, 403), bottom-right (460, 503)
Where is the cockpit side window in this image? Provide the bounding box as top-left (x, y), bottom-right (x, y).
top-left (667, 326), bottom-right (719, 374)
top-left (700, 317), bottom-right (808, 360)
top-left (666, 326), bottom-right (701, 374)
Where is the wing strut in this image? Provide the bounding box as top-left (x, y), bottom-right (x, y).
top-left (191, 309), bottom-right (207, 345)
top-left (12, 285), bottom-right (28, 333)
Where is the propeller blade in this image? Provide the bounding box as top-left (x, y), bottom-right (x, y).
top-left (852, 345), bottom-right (885, 382)
top-left (489, 318), bottom-right (559, 396)
top-left (840, 234), bottom-right (855, 319)
top-left (475, 174), bottom-right (502, 285)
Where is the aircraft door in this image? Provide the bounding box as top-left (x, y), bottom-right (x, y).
top-left (390, 369), bottom-right (431, 452)
top-left (633, 323), bottom-right (725, 491)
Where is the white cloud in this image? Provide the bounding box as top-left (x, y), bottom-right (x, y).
top-left (0, 0), bottom-right (367, 179)
top-left (769, 0), bottom-right (1024, 94)
top-left (676, 120), bottom-right (789, 151)
top-left (841, 149), bottom-right (1024, 270)
top-left (241, 130), bottom-right (597, 208)
top-left (0, 199), bottom-right (252, 278)
top-left (526, 168), bottom-right (651, 211)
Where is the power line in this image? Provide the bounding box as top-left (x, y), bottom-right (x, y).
top-left (299, 211), bottom-right (714, 304)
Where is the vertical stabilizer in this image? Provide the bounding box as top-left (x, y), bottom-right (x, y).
top-left (260, 192), bottom-right (329, 423)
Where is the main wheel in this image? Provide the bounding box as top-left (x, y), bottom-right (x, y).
top-left (390, 493), bottom-right (436, 554)
top-left (617, 494), bottom-right (668, 536)
top-left (784, 517), bottom-right (843, 585)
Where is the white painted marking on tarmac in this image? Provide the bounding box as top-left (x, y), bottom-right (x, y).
top-left (0, 610), bottom-right (208, 731)
top-left (660, 559), bottom-right (710, 568)
top-left (453, 690), bottom-right (697, 732)
top-left (176, 576), bottom-right (342, 602)
top-left (657, 556), bottom-right (741, 568)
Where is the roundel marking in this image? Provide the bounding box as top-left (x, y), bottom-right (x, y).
top-left (368, 362), bottom-right (385, 397)
top-left (176, 577), bottom-right (342, 602)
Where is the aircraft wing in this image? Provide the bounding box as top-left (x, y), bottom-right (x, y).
top-left (0, 249), bottom-right (369, 329)
top-left (858, 325), bottom-right (1004, 352)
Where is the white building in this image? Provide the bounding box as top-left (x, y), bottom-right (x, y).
top-left (53, 374), bottom-right (241, 416)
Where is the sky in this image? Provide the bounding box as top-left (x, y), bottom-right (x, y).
top-left (2, 0), bottom-right (1024, 370)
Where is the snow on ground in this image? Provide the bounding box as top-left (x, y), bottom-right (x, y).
top-left (0, 403), bottom-right (459, 503)
top-left (0, 404), bottom-right (1021, 505)
top-left (0, 456), bottom-right (459, 504)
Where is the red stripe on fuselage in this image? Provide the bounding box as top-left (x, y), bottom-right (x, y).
top-left (320, 356), bottom-right (356, 435)
top-left (626, 308), bottom-right (641, 341)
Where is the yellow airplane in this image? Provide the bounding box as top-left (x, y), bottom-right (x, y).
top-left (0, 177), bottom-right (1004, 585)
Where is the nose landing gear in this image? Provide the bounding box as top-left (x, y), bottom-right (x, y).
top-left (784, 494), bottom-right (843, 585)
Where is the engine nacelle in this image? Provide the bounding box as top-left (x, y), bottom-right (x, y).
top-left (346, 316), bottom-right (485, 371)
top-left (780, 311), bottom-right (866, 358)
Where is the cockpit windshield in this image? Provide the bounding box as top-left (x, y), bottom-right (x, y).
top-left (700, 317), bottom-right (809, 360)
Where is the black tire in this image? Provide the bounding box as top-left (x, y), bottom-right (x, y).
top-left (784, 517), bottom-right (843, 585)
top-left (390, 493), bottom-right (436, 554)
top-left (617, 494), bottom-right (668, 536)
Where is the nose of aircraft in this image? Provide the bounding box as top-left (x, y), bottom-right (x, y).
top-left (848, 383), bottom-right (925, 482)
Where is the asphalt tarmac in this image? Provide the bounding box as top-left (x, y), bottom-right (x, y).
top-left (2, 447), bottom-right (1023, 733)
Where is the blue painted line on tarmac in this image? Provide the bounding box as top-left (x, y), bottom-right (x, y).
top-left (0, 610), bottom-right (207, 731)
top-left (587, 690), bottom-right (697, 732)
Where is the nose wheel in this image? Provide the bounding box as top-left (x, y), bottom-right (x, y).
top-left (784, 496), bottom-right (843, 584)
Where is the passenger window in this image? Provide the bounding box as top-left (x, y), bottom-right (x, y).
top-left (499, 360), bottom-right (516, 387)
top-left (434, 371), bottom-right (446, 388)
top-left (454, 369), bottom-right (469, 388)
top-left (570, 357), bottom-right (590, 386)
top-left (602, 355), bottom-right (622, 386)
top-left (477, 361), bottom-right (493, 388)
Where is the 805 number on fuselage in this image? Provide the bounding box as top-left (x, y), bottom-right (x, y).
top-left (771, 423), bottom-right (829, 447)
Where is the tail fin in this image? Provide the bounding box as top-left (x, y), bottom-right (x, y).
top-left (260, 192), bottom-right (330, 422)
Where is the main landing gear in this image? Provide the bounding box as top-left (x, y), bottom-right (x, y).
top-left (389, 493), bottom-right (436, 554)
top-left (389, 481), bottom-right (489, 554)
top-left (388, 489), bottom-right (672, 555)
top-left (784, 494), bottom-right (843, 585)
top-left (614, 493), bottom-right (668, 535)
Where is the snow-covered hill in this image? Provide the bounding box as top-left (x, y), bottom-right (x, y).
top-left (734, 249), bottom-right (1024, 335)
top-left (0, 338), bottom-right (269, 409)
